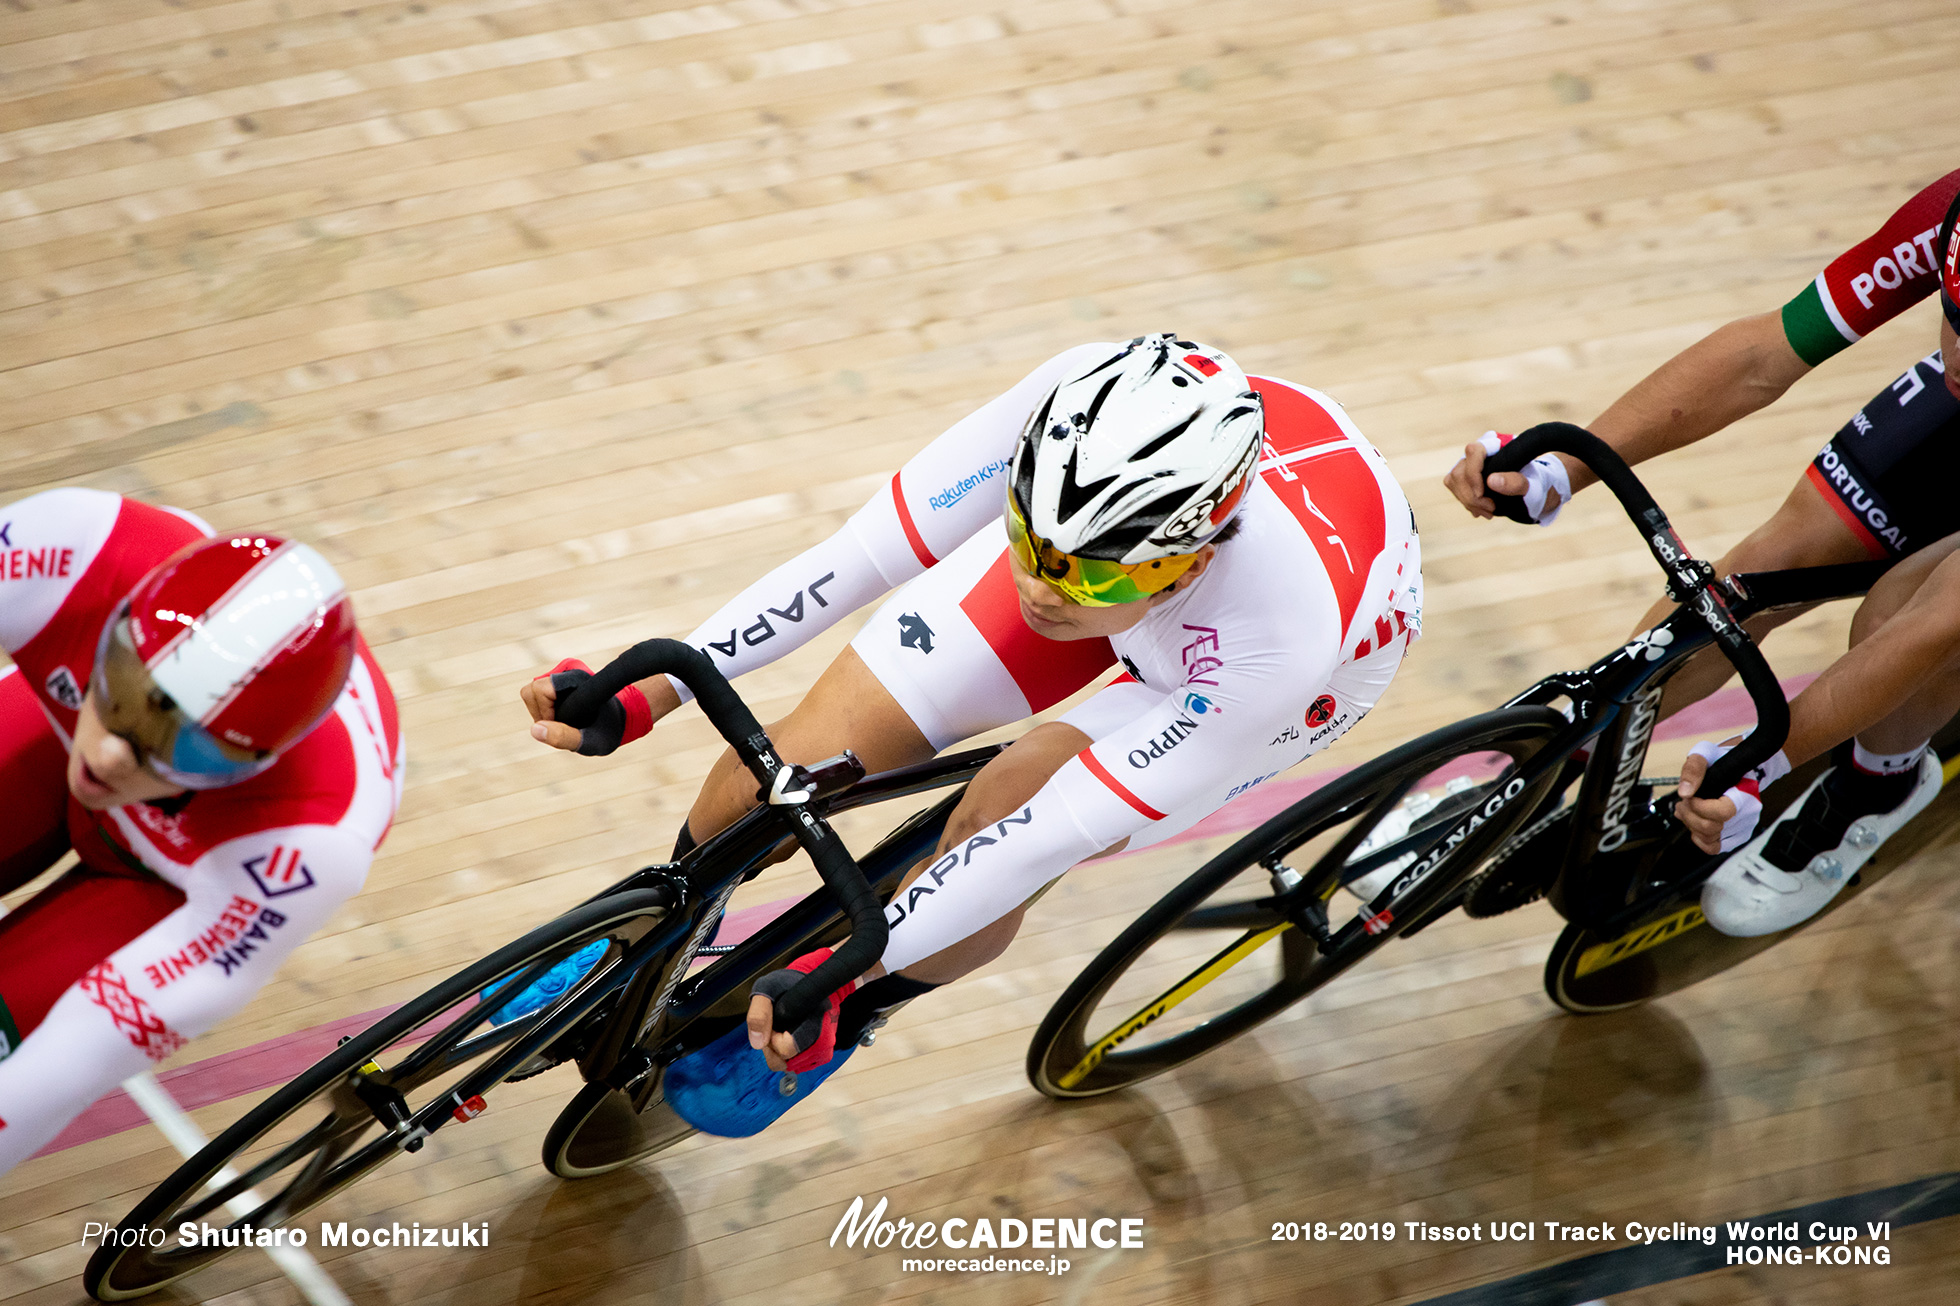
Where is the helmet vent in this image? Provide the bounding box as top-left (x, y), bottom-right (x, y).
top-left (1129, 410), bottom-right (1199, 462)
top-left (1054, 445), bottom-right (1118, 525)
top-left (1079, 373), bottom-right (1121, 430)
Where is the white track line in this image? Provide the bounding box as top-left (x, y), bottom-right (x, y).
top-left (122, 1072), bottom-right (352, 1306)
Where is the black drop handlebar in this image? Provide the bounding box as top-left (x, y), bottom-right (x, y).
top-left (554, 639), bottom-right (885, 1033)
top-left (1483, 422), bottom-right (1789, 797)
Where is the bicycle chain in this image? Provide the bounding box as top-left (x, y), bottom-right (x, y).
top-left (1461, 803), bottom-right (1572, 918)
top-left (1462, 776), bottom-right (1684, 919)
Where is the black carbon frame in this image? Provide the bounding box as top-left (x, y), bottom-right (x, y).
top-left (1505, 558), bottom-right (1892, 931)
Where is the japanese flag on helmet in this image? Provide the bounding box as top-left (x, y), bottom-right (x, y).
top-left (1012, 333), bottom-right (1265, 564)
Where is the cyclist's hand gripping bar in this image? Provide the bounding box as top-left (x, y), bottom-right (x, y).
top-left (1484, 422), bottom-right (1788, 798)
top-left (555, 640), bottom-right (886, 1031)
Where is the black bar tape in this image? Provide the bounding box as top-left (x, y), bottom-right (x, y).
top-left (752, 967), bottom-right (831, 1060)
top-left (556, 639), bottom-right (889, 1032)
top-left (1485, 424), bottom-right (1790, 798)
top-left (549, 669), bottom-right (629, 756)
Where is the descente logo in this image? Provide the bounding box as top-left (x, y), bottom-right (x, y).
top-left (831, 1196), bottom-right (1144, 1253)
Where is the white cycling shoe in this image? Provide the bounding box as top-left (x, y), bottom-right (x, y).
top-left (1701, 753), bottom-right (1942, 938)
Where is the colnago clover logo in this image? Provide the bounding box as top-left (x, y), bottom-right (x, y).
top-left (1160, 497), bottom-right (1216, 541)
top-left (1626, 627), bottom-right (1674, 662)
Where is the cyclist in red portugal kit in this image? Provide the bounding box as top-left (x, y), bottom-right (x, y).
top-left (1445, 170), bottom-right (1960, 937)
top-left (1672, 520), bottom-right (1960, 931)
top-left (525, 333), bottom-right (1422, 1135)
top-left (0, 489), bottom-right (402, 1174)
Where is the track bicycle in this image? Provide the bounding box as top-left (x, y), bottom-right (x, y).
top-left (1027, 423), bottom-right (1960, 1096)
top-left (85, 641), bottom-right (1011, 1299)
top-left (87, 425), bottom-right (1956, 1297)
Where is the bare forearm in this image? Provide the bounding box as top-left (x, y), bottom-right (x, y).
top-left (636, 672), bottom-right (683, 722)
top-left (1566, 312), bottom-right (1810, 492)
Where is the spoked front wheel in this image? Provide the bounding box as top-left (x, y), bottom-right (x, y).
top-left (1028, 706), bottom-right (1568, 1098)
top-left (84, 889), bottom-right (675, 1302)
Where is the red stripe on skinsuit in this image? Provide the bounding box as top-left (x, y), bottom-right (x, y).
top-left (1804, 464), bottom-right (1887, 559)
top-left (892, 472), bottom-right (937, 568)
top-left (958, 552), bottom-right (1113, 712)
top-left (1080, 748), bottom-right (1168, 821)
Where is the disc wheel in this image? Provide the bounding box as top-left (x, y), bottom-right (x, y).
top-left (1546, 751), bottom-right (1960, 1014)
top-left (84, 889), bottom-right (674, 1302)
top-left (1028, 706), bottom-right (1567, 1099)
top-left (542, 1077), bottom-right (698, 1179)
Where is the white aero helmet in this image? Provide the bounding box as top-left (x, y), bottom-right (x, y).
top-left (1009, 333), bottom-right (1264, 575)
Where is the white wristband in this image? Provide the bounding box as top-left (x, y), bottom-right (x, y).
top-left (1687, 740), bottom-right (1792, 851)
top-left (1476, 432), bottom-right (1572, 526)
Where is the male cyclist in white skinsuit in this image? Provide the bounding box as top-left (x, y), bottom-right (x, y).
top-left (525, 333), bottom-right (1422, 1134)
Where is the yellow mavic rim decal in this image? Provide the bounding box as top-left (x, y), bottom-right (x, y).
top-left (1572, 755), bottom-right (1954, 981)
top-left (1058, 922), bottom-right (1291, 1089)
top-left (1574, 903), bottom-right (1705, 978)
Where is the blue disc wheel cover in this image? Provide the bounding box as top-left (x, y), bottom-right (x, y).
top-left (479, 939), bottom-right (609, 1026)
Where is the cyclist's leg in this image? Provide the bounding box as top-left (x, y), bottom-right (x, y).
top-left (1642, 479), bottom-right (1869, 718)
top-left (1831, 530), bottom-right (1960, 752)
top-left (683, 528), bottom-right (1116, 845)
top-left (0, 827), bottom-right (367, 1174)
top-left (1698, 532), bottom-right (1960, 938)
top-left (880, 719), bottom-right (1094, 983)
top-left (1638, 351), bottom-right (1957, 720)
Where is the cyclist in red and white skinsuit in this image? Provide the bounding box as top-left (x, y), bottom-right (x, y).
top-left (0, 489), bottom-right (402, 1174)
top-left (527, 334), bottom-right (1420, 1133)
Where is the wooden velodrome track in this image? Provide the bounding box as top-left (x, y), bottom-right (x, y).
top-left (6, 0), bottom-right (1960, 1301)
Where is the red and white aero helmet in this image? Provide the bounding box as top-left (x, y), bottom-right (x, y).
top-left (94, 534), bottom-right (356, 786)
